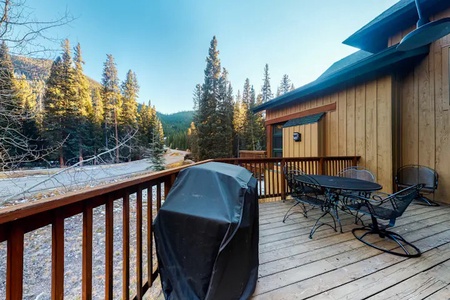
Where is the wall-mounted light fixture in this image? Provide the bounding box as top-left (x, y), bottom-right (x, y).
top-left (293, 132), bottom-right (301, 142)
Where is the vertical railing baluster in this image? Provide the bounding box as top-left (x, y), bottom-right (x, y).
top-left (105, 196), bottom-right (114, 299)
top-left (83, 203), bottom-right (93, 300)
top-left (136, 186), bottom-right (143, 299)
top-left (281, 158), bottom-right (286, 200)
top-left (122, 193), bottom-right (130, 300)
top-left (6, 226), bottom-right (24, 300)
top-left (147, 184), bottom-right (154, 285)
top-left (260, 161), bottom-right (263, 196)
top-left (52, 212), bottom-right (64, 300)
top-left (157, 183), bottom-right (162, 212)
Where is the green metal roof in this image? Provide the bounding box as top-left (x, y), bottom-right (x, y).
top-left (283, 113), bottom-right (324, 128)
top-left (253, 45), bottom-right (429, 113)
top-left (317, 50), bottom-right (373, 80)
top-left (344, 0), bottom-right (450, 52)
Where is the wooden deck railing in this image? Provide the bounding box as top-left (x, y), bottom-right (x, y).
top-left (216, 156), bottom-right (359, 200)
top-left (0, 156), bottom-right (358, 299)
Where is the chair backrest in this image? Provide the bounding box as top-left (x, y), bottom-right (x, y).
top-left (385, 184), bottom-right (424, 218)
top-left (338, 166), bottom-right (375, 182)
top-left (295, 174), bottom-right (324, 196)
top-left (396, 165), bottom-right (438, 190)
top-left (284, 167), bottom-right (306, 195)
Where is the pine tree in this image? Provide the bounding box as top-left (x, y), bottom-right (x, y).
top-left (60, 39), bottom-right (79, 164)
top-left (254, 94), bottom-right (266, 150)
top-left (0, 41), bottom-right (24, 167)
top-left (233, 90), bottom-right (247, 155)
top-left (237, 79), bottom-right (267, 152)
top-left (241, 79), bottom-right (252, 150)
top-left (120, 70), bottom-right (139, 161)
top-left (15, 75), bottom-right (41, 156)
top-left (277, 74), bottom-right (292, 96)
top-left (73, 42), bottom-right (92, 163)
top-left (216, 68), bottom-right (234, 158)
top-left (43, 56), bottom-right (66, 166)
top-left (195, 36), bottom-right (222, 160)
top-left (30, 79), bottom-right (46, 127)
top-left (149, 120), bottom-right (165, 171)
top-left (120, 70), bottom-right (139, 128)
top-left (42, 40), bottom-right (80, 165)
top-left (261, 64), bottom-right (273, 103)
top-left (88, 87), bottom-right (104, 162)
top-left (187, 121), bottom-right (199, 160)
top-left (15, 74), bottom-right (35, 112)
top-left (189, 84), bottom-right (202, 160)
top-left (101, 54), bottom-right (122, 162)
top-left (137, 101), bottom-right (165, 167)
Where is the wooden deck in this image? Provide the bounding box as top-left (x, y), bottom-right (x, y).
top-left (254, 199), bottom-right (450, 299)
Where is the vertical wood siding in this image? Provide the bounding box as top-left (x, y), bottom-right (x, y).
top-left (396, 8), bottom-right (450, 203)
top-left (266, 76), bottom-right (394, 192)
top-left (282, 122), bottom-right (321, 157)
top-left (265, 7), bottom-right (450, 201)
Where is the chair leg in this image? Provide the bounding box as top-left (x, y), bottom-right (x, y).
top-left (283, 201), bottom-right (309, 223)
top-left (415, 194), bottom-right (439, 206)
top-left (309, 209), bottom-right (337, 239)
top-left (332, 204), bottom-right (343, 233)
top-left (352, 226), bottom-right (421, 257)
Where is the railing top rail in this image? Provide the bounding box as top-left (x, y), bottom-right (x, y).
top-left (216, 156), bottom-right (360, 162)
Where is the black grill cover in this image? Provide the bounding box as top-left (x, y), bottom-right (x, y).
top-left (154, 162), bottom-right (259, 300)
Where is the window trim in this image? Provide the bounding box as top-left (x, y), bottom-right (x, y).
top-left (272, 123), bottom-right (284, 157)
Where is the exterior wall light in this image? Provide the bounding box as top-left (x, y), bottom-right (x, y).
top-left (293, 132), bottom-right (301, 142)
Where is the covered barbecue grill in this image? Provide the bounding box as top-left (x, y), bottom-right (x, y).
top-left (153, 162), bottom-right (259, 300)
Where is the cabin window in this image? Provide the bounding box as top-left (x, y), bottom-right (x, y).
top-left (272, 123), bottom-right (283, 157)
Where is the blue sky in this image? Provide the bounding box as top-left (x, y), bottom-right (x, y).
top-left (31, 0), bottom-right (398, 114)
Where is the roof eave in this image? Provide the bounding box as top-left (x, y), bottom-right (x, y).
top-left (344, 0), bottom-right (450, 52)
top-left (253, 45), bottom-right (429, 113)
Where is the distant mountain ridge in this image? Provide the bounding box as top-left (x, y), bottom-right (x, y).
top-left (12, 55), bottom-right (53, 80)
top-left (157, 111), bottom-right (194, 134)
top-left (11, 55), bottom-right (192, 146)
top-left (12, 55), bottom-right (101, 89)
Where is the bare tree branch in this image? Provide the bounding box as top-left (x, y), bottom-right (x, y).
top-left (0, 0), bottom-right (74, 56)
top-left (0, 130), bottom-right (139, 205)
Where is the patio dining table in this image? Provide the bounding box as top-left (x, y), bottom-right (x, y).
top-left (295, 174), bottom-right (382, 235)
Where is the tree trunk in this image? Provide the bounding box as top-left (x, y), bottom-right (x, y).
top-left (114, 108), bottom-right (119, 163)
top-left (59, 148), bottom-right (64, 167)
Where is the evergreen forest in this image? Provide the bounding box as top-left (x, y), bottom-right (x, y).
top-left (0, 34), bottom-right (297, 169)
top-left (0, 39), bottom-right (165, 169)
top-left (188, 36), bottom-right (295, 161)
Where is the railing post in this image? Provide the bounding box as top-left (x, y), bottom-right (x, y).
top-left (52, 212), bottom-right (64, 300)
top-left (164, 175), bottom-right (174, 200)
top-left (6, 225), bottom-right (24, 300)
top-left (352, 156), bottom-right (358, 166)
top-left (280, 159), bottom-right (286, 200)
top-left (319, 157), bottom-right (325, 175)
top-left (136, 187), bottom-right (143, 299)
top-left (83, 203), bottom-right (93, 300)
top-left (122, 193), bottom-right (130, 300)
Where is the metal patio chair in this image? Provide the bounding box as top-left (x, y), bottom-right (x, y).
top-left (338, 166), bottom-right (377, 223)
top-left (395, 165), bottom-right (439, 206)
top-left (338, 166), bottom-right (375, 182)
top-left (283, 171), bottom-right (337, 238)
top-left (351, 184), bottom-right (424, 257)
top-left (282, 167), bottom-right (321, 221)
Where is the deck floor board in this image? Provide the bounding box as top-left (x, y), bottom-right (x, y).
top-left (254, 200), bottom-right (450, 299)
